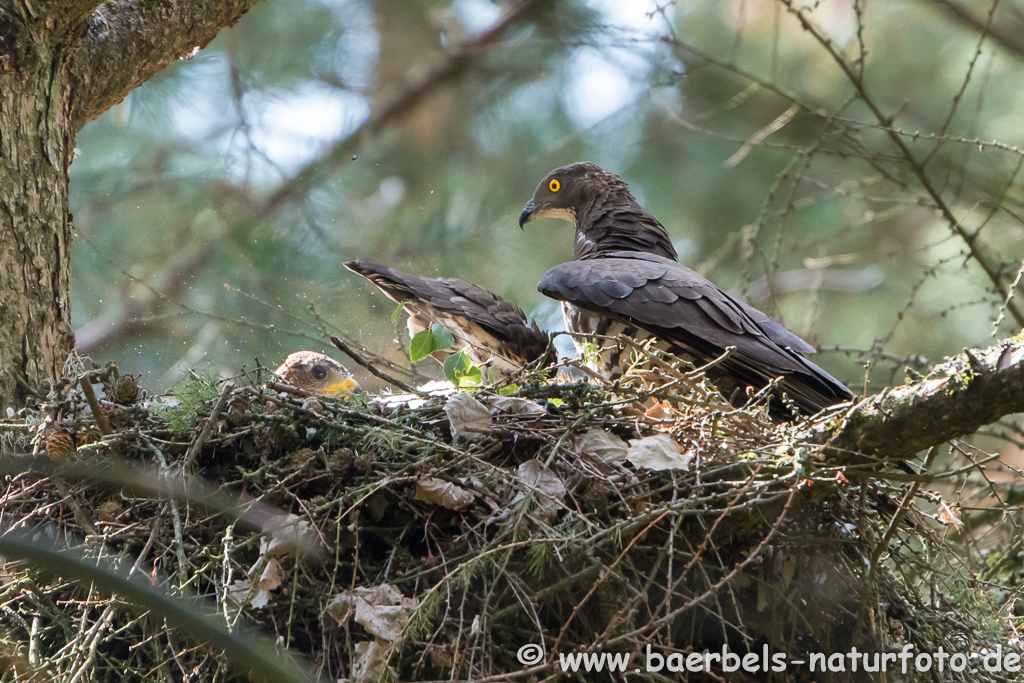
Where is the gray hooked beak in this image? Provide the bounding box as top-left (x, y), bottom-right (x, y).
top-left (518, 200), bottom-right (537, 229)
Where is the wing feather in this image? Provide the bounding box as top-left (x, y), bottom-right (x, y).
top-left (345, 261), bottom-right (550, 370)
top-left (596, 277), bottom-right (635, 299)
top-left (538, 252), bottom-right (851, 413)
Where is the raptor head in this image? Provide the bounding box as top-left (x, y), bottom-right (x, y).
top-left (275, 351), bottom-right (361, 397)
top-left (518, 162), bottom-right (627, 228)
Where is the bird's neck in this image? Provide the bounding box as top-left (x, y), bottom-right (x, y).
top-left (573, 194), bottom-right (678, 261)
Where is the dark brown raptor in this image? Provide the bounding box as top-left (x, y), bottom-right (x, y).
top-left (345, 261), bottom-right (551, 377)
top-left (538, 252), bottom-right (852, 415)
top-left (521, 162), bottom-right (854, 415)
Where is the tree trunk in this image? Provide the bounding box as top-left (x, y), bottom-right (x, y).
top-left (0, 0), bottom-right (264, 410)
top-left (0, 12), bottom-right (76, 410)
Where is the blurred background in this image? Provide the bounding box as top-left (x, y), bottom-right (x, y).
top-left (68, 0), bottom-right (1024, 400)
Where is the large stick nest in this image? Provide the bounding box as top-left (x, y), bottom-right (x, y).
top-left (0, 351), bottom-right (1017, 682)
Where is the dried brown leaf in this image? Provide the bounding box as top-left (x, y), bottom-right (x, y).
top-left (414, 477), bottom-right (475, 510)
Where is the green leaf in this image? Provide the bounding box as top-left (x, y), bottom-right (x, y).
top-left (442, 351), bottom-right (471, 382)
top-left (458, 365), bottom-right (483, 387)
top-left (498, 383), bottom-right (519, 396)
top-left (409, 330), bottom-right (436, 363)
top-left (443, 351), bottom-right (481, 386)
top-left (391, 301), bottom-right (407, 324)
top-left (430, 323), bottom-right (454, 351)
top-left (580, 341), bottom-right (601, 366)
top-left (409, 324), bottom-right (455, 363)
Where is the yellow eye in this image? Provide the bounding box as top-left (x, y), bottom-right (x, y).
top-left (549, 179), bottom-right (561, 193)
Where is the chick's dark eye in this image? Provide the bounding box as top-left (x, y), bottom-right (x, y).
top-left (311, 365), bottom-right (328, 380)
top-left (549, 179), bottom-right (560, 193)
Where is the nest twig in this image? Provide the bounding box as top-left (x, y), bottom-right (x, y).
top-left (0, 348), bottom-right (1018, 683)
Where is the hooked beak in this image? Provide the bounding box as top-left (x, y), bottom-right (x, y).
top-left (326, 377), bottom-right (361, 397)
top-left (518, 200), bottom-right (537, 229)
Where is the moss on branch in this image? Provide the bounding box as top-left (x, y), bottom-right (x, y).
top-left (825, 332), bottom-right (1024, 461)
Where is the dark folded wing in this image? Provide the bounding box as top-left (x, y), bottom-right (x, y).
top-left (538, 253), bottom-right (852, 413)
top-left (344, 261), bottom-right (549, 368)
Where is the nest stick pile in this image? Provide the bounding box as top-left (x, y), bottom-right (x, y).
top-left (0, 350), bottom-right (1016, 682)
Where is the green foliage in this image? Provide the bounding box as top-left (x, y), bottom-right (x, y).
top-left (409, 324), bottom-right (455, 363)
top-left (390, 301), bottom-right (406, 324)
top-left (359, 427), bottom-right (410, 458)
top-left (442, 351), bottom-right (481, 387)
top-left (151, 373), bottom-right (220, 435)
top-left (578, 341), bottom-right (601, 368)
top-left (526, 540), bottom-right (554, 579)
top-left (406, 590), bottom-right (440, 642)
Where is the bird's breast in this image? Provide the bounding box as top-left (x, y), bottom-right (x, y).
top-left (561, 303), bottom-right (706, 379)
top-left (562, 303), bottom-right (641, 378)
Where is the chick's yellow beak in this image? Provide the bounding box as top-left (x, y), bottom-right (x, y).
top-left (323, 377), bottom-right (361, 397)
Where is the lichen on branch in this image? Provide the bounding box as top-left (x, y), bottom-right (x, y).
top-left (824, 332), bottom-right (1024, 461)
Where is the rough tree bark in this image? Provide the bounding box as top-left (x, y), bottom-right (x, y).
top-left (0, 0), bottom-right (264, 410)
top-left (826, 331), bottom-right (1024, 462)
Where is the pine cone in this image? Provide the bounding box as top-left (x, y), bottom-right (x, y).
top-left (327, 447), bottom-right (355, 472)
top-left (226, 394), bottom-right (250, 424)
top-left (102, 405), bottom-right (122, 427)
top-left (76, 426), bottom-right (102, 446)
top-left (581, 482), bottom-right (611, 517)
top-left (301, 397), bottom-right (324, 414)
top-left (98, 500), bottom-right (123, 522)
top-left (252, 424), bottom-right (275, 454)
top-left (289, 447), bottom-right (317, 470)
top-left (353, 451), bottom-right (374, 474)
top-left (112, 374), bottom-right (139, 404)
top-left (45, 430), bottom-right (75, 460)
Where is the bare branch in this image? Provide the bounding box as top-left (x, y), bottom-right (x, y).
top-left (826, 332), bottom-right (1024, 461)
top-left (262, 0), bottom-right (552, 213)
top-left (928, 0), bottom-right (1024, 60)
top-left (780, 0), bottom-right (1024, 327)
top-left (68, 0), bottom-right (264, 130)
top-left (328, 335), bottom-right (421, 396)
